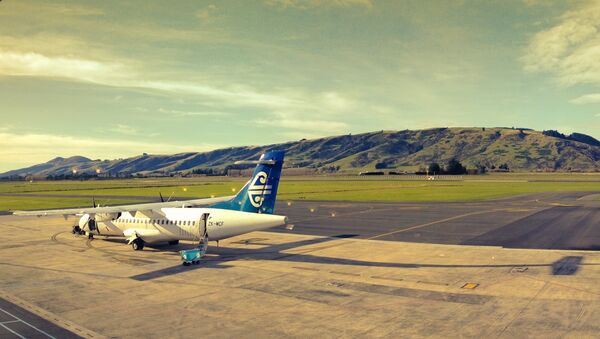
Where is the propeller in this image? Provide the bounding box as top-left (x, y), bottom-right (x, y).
top-left (159, 192), bottom-right (165, 203)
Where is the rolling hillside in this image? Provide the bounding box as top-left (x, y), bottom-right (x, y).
top-left (2, 128), bottom-right (599, 177)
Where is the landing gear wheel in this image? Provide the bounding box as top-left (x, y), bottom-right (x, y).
top-left (183, 262), bottom-right (191, 266)
top-left (87, 233), bottom-right (94, 240)
top-left (132, 238), bottom-right (145, 251)
top-left (72, 226), bottom-right (81, 234)
top-left (168, 240), bottom-right (179, 246)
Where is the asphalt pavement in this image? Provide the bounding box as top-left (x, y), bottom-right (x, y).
top-left (273, 191), bottom-right (600, 250)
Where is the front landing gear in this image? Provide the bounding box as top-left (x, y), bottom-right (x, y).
top-left (132, 238), bottom-right (145, 251)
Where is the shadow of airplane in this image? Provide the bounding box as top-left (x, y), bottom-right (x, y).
top-left (129, 235), bottom-right (598, 281)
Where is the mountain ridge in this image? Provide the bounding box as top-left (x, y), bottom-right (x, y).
top-left (2, 127), bottom-right (599, 177)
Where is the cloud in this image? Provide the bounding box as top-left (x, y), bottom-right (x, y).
top-left (196, 4), bottom-right (218, 21)
top-left (522, 1), bottom-right (600, 91)
top-left (139, 80), bottom-right (301, 108)
top-left (570, 93), bottom-right (600, 104)
top-left (0, 50), bottom-right (130, 83)
top-left (522, 0), bottom-right (557, 7)
top-left (255, 118), bottom-right (348, 134)
top-left (0, 49), bottom-right (302, 109)
top-left (0, 2), bottom-right (104, 17)
top-left (157, 108), bottom-right (229, 117)
top-left (264, 0), bottom-right (373, 10)
top-left (320, 91), bottom-right (354, 112)
top-left (0, 132), bottom-right (223, 173)
top-left (110, 124), bottom-right (141, 136)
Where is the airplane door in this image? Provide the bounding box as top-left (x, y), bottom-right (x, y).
top-left (197, 213), bottom-right (209, 240)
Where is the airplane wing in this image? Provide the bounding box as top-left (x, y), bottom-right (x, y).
top-left (12, 196), bottom-right (234, 217)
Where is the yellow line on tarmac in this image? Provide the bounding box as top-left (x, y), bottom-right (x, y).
top-left (367, 209), bottom-right (503, 240)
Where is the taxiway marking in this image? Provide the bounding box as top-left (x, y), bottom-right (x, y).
top-left (367, 209), bottom-right (507, 240)
top-left (0, 307), bottom-right (57, 339)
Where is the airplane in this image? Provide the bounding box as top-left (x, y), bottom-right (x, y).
top-left (13, 150), bottom-right (288, 253)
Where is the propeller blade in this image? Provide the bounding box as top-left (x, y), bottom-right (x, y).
top-left (159, 192), bottom-right (165, 203)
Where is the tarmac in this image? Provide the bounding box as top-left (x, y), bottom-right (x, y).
top-left (275, 191), bottom-right (600, 250)
top-left (0, 192), bottom-right (599, 338)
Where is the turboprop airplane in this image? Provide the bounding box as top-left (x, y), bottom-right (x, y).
top-left (13, 150), bottom-right (288, 252)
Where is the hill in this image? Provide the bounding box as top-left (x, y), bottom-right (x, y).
top-left (2, 128), bottom-right (599, 178)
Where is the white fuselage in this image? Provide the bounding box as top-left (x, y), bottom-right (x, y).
top-left (81, 208), bottom-right (287, 243)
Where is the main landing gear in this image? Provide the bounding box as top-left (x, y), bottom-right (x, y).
top-left (72, 225), bottom-right (92, 238)
top-left (131, 238), bottom-right (145, 251)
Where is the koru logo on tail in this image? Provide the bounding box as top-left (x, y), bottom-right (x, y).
top-left (247, 171), bottom-right (272, 208)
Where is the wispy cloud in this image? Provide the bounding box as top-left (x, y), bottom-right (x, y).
top-left (0, 50), bottom-right (130, 82)
top-left (196, 4), bottom-right (219, 21)
top-left (570, 93), bottom-right (600, 104)
top-left (0, 49), bottom-right (302, 110)
top-left (0, 132), bottom-right (223, 173)
top-left (0, 2), bottom-right (104, 17)
top-left (255, 118), bottom-right (348, 133)
top-left (110, 124), bottom-right (141, 136)
top-left (264, 0), bottom-right (373, 10)
top-left (522, 1), bottom-right (600, 98)
top-left (157, 108), bottom-right (229, 117)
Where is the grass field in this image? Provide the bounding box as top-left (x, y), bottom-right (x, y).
top-left (0, 197), bottom-right (142, 212)
top-left (1, 173), bottom-right (600, 211)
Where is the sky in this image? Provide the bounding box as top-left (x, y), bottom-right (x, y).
top-left (0, 0), bottom-right (599, 172)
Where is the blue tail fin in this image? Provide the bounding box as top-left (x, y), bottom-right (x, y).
top-left (209, 150), bottom-right (285, 214)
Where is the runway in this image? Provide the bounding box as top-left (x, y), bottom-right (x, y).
top-left (274, 191), bottom-right (600, 250)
